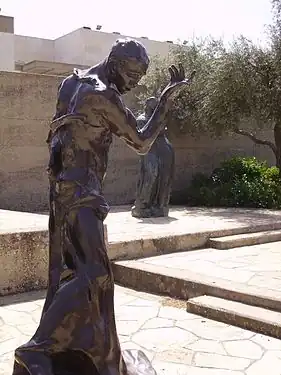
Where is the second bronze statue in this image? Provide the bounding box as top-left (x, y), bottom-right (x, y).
top-left (132, 97), bottom-right (175, 218)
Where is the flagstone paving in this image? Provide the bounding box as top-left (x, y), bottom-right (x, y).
top-left (1, 286), bottom-right (281, 374)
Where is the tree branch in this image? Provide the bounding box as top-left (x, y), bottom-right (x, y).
top-left (247, 60), bottom-right (270, 86)
top-left (234, 127), bottom-right (277, 155)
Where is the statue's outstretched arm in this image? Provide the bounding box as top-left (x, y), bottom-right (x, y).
top-left (102, 66), bottom-right (196, 155)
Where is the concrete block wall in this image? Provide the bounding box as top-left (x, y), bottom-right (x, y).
top-left (0, 71), bottom-right (276, 212)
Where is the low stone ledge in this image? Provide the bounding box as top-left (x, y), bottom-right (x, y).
top-left (0, 230), bottom-right (49, 296)
top-left (0, 226), bottom-right (206, 296)
top-left (3, 205), bottom-right (281, 296)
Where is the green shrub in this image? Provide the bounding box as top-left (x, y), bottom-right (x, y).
top-left (188, 157), bottom-right (281, 208)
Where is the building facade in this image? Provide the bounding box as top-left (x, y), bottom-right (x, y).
top-left (0, 14), bottom-right (174, 75)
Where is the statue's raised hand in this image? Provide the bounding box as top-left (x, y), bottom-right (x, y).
top-left (160, 64), bottom-right (196, 100)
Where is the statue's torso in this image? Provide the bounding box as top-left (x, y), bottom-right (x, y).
top-left (137, 114), bottom-right (173, 157)
top-left (48, 70), bottom-right (115, 212)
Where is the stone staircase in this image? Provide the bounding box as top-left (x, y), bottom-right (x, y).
top-left (209, 229), bottom-right (281, 249)
top-left (186, 295), bottom-right (281, 339)
top-left (112, 232), bottom-right (281, 340)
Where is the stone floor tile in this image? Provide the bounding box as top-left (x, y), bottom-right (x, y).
top-left (188, 339), bottom-right (226, 355)
top-left (117, 320), bottom-right (145, 336)
top-left (118, 334), bottom-right (131, 344)
top-left (223, 340), bottom-right (263, 359)
top-left (114, 294), bottom-right (138, 307)
top-left (0, 325), bottom-right (20, 342)
top-left (158, 306), bottom-right (188, 320)
top-left (251, 334), bottom-right (281, 350)
top-left (0, 337), bottom-right (23, 356)
top-left (132, 327), bottom-right (197, 352)
top-left (0, 362), bottom-right (14, 375)
top-left (177, 319), bottom-right (254, 341)
top-left (16, 323), bottom-right (38, 337)
top-left (194, 352), bottom-right (251, 370)
top-left (152, 361), bottom-right (192, 375)
top-left (141, 317), bottom-right (174, 329)
top-left (153, 361), bottom-right (245, 375)
top-left (0, 309), bottom-right (35, 326)
top-left (3, 301), bottom-right (39, 313)
top-left (124, 298), bottom-right (160, 308)
top-left (246, 351), bottom-right (281, 375)
top-left (153, 348), bottom-right (193, 365)
top-left (115, 305), bottom-right (158, 321)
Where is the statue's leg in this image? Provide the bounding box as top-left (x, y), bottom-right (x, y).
top-left (13, 206), bottom-right (125, 375)
top-left (66, 206), bottom-right (125, 374)
top-left (132, 155), bottom-right (159, 218)
top-left (40, 205), bottom-right (62, 321)
top-left (156, 148), bottom-right (175, 216)
top-left (150, 157), bottom-right (166, 217)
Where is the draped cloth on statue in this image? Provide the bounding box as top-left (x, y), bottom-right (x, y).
top-left (12, 111), bottom-right (157, 374)
top-left (136, 134), bottom-right (174, 212)
top-left (132, 114), bottom-right (175, 218)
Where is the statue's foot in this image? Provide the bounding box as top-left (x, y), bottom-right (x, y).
top-left (131, 206), bottom-right (152, 218)
top-left (151, 207), bottom-right (169, 217)
top-left (162, 206), bottom-right (169, 217)
top-left (131, 205), bottom-right (170, 218)
top-left (12, 361), bottom-right (29, 375)
top-left (14, 349), bottom-right (53, 375)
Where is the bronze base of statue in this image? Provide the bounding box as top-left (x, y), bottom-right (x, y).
top-left (13, 348), bottom-right (156, 375)
top-left (131, 205), bottom-right (169, 218)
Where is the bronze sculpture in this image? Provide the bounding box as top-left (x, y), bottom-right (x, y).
top-left (131, 96), bottom-right (175, 218)
top-left (12, 38), bottom-right (195, 375)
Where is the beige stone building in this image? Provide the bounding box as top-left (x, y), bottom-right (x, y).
top-left (0, 14), bottom-right (174, 74)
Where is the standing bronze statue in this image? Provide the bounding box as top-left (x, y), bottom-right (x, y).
top-left (131, 97), bottom-right (175, 218)
top-left (12, 38), bottom-right (195, 375)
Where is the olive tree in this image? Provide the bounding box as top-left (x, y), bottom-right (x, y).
top-left (139, 0), bottom-right (281, 170)
top-left (138, 38), bottom-right (225, 136)
top-left (203, 0), bottom-right (281, 170)
top-left (202, 37), bottom-right (281, 161)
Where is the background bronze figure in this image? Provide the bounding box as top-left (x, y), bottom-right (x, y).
top-left (132, 97), bottom-right (175, 218)
top-left (12, 38), bottom-right (195, 375)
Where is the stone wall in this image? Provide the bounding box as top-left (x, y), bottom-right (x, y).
top-left (0, 15), bottom-right (14, 33)
top-left (0, 71), bottom-right (276, 212)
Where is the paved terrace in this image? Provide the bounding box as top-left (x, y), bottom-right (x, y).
top-left (1, 286), bottom-right (281, 375)
top-left (2, 206), bottom-right (281, 239)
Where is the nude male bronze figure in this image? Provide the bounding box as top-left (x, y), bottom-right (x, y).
top-left (12, 38), bottom-right (195, 375)
top-left (132, 96), bottom-right (175, 218)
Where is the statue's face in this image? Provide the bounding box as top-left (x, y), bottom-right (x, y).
top-left (115, 58), bottom-right (147, 94)
top-left (108, 39), bottom-right (149, 94)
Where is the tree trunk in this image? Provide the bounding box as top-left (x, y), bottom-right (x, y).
top-left (234, 127), bottom-right (277, 164)
top-left (274, 123), bottom-right (281, 172)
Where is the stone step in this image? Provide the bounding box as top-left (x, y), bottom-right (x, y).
top-left (209, 229), bottom-right (281, 250)
top-left (112, 253), bottom-right (281, 312)
top-left (186, 295), bottom-right (281, 339)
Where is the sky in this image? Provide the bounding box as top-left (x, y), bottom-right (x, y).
top-left (0, 0), bottom-right (274, 44)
